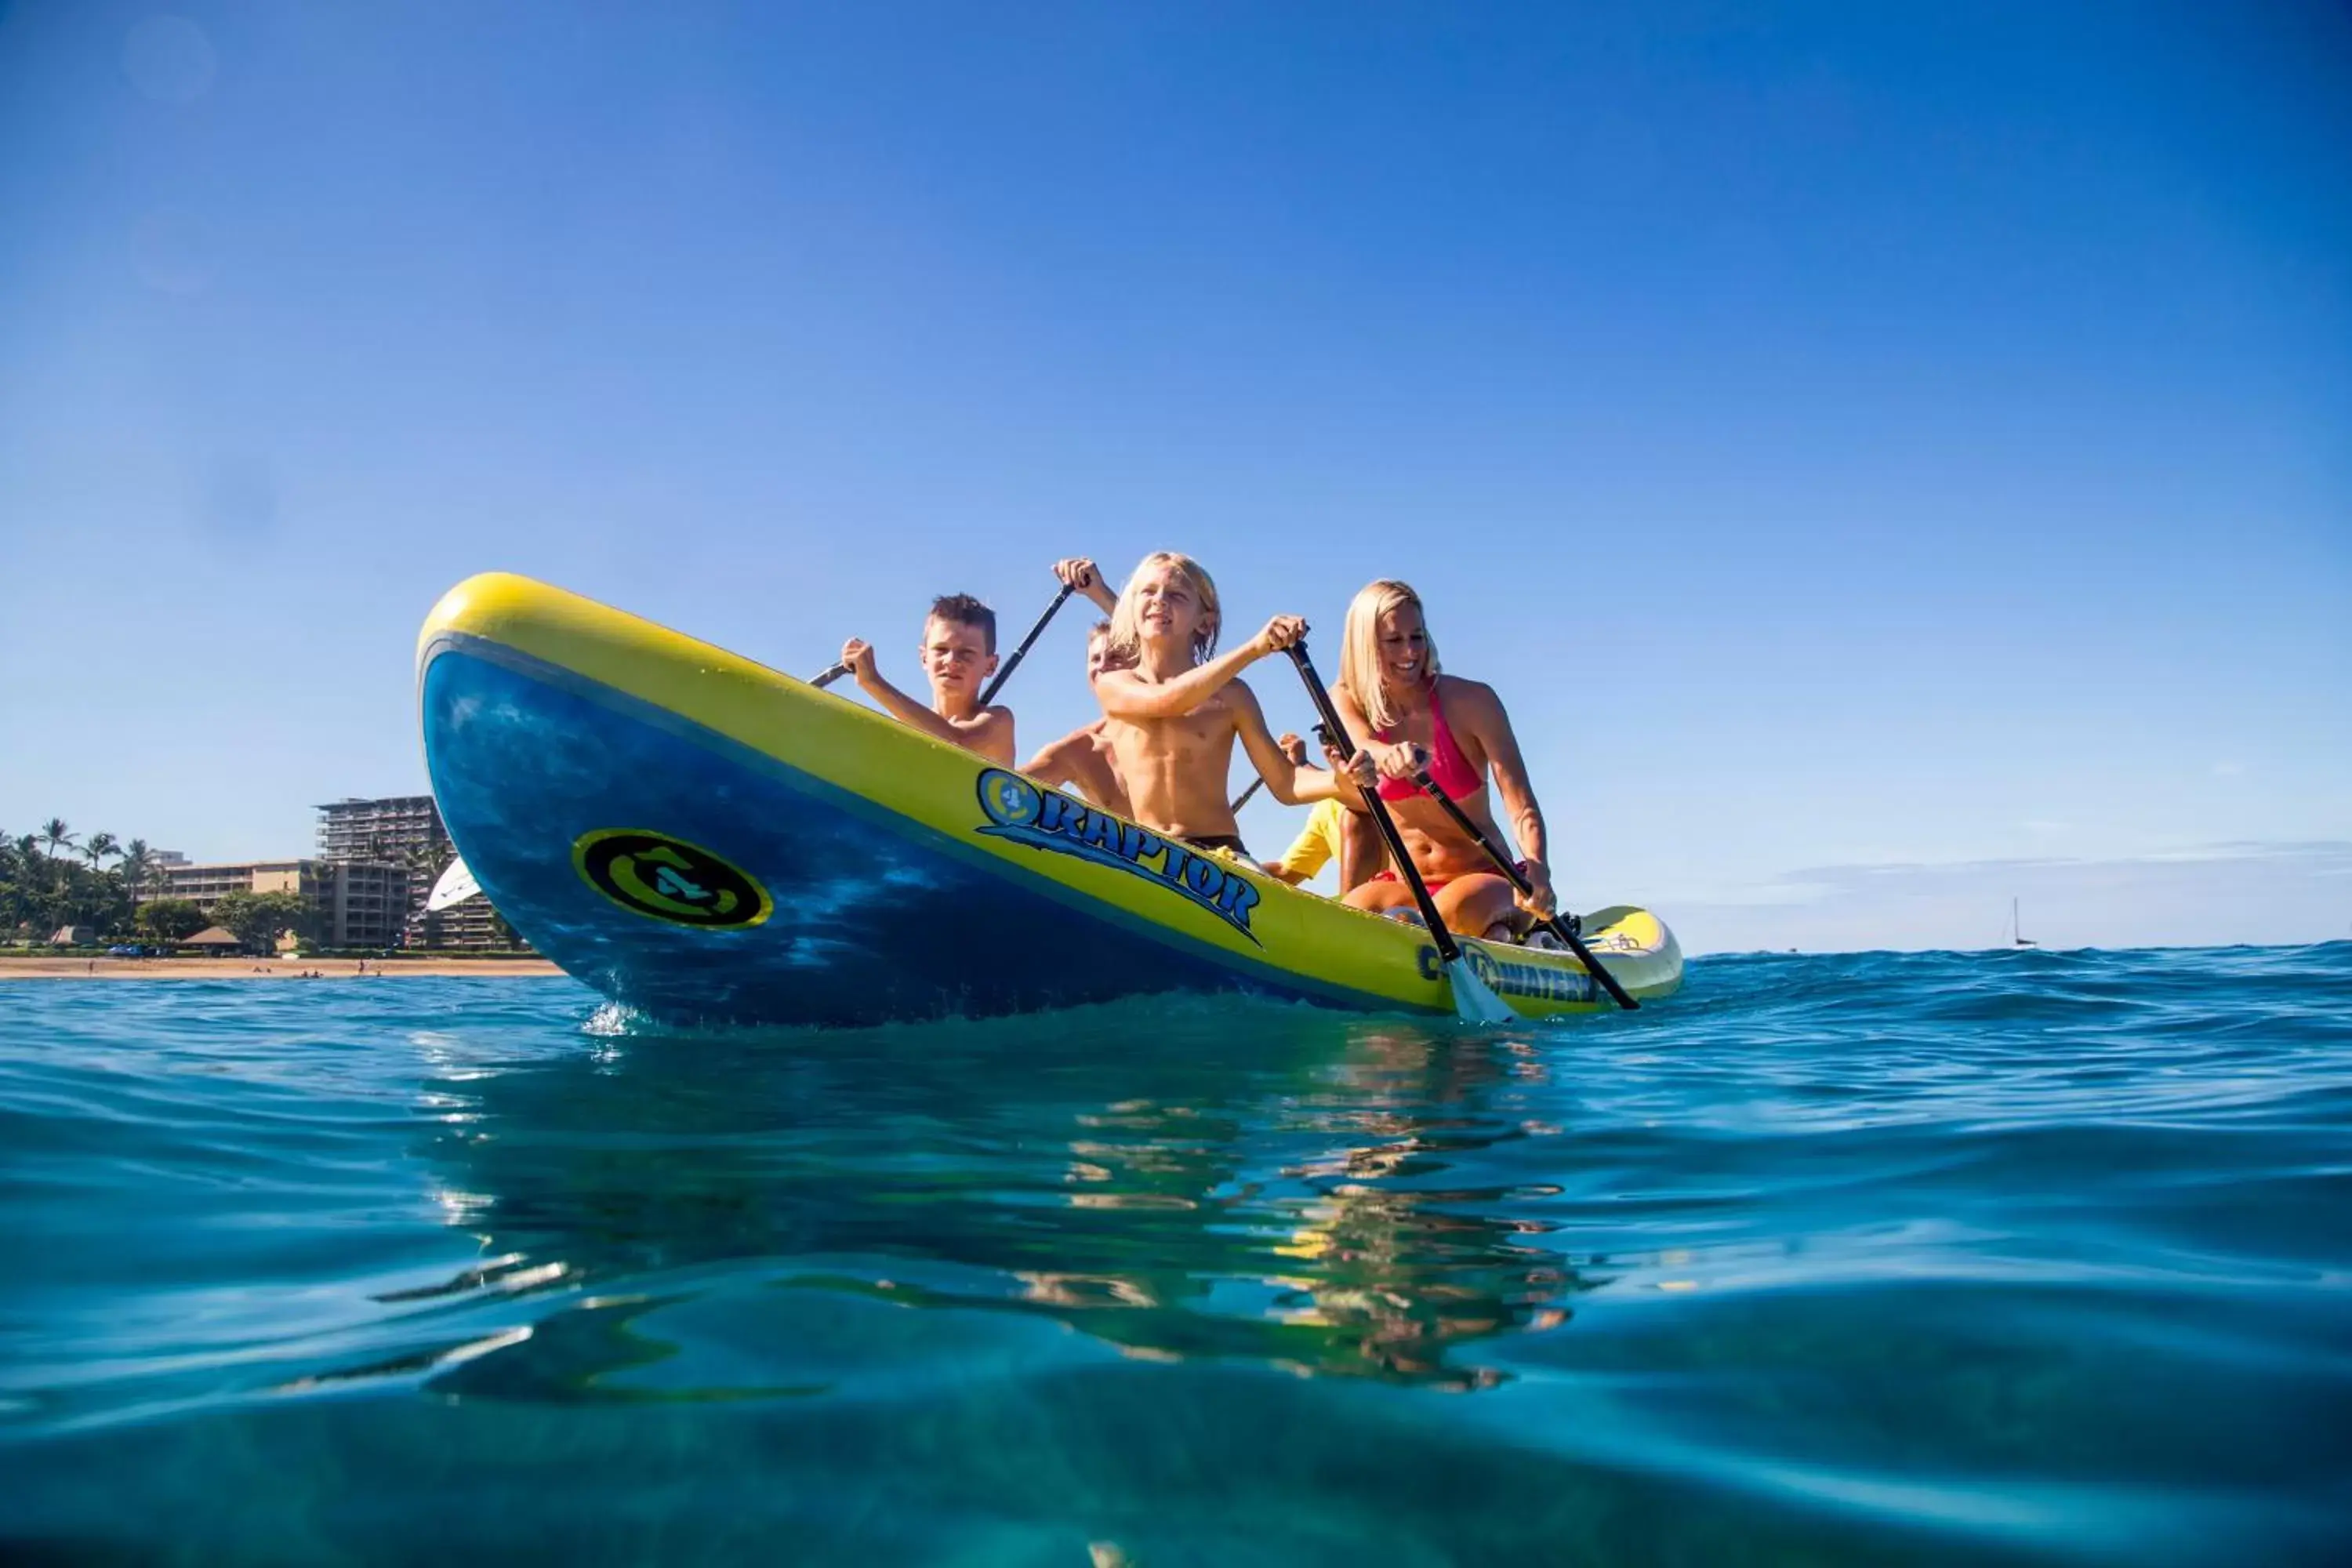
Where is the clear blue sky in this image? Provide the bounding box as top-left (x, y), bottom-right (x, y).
top-left (3, 2), bottom-right (2346, 952)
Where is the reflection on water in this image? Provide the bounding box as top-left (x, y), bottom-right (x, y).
top-left (418, 1003), bottom-right (1599, 1396)
top-left (5, 949), bottom-right (2350, 1564)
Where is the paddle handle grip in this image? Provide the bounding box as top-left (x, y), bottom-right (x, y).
top-left (810, 662), bottom-right (851, 690)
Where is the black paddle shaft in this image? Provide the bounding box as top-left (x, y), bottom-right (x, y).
top-left (1410, 773), bottom-right (1639, 1011)
top-left (978, 582), bottom-right (1076, 709)
top-left (1283, 644), bottom-right (1469, 964)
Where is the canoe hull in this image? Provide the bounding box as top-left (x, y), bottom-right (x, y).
top-left (417, 575), bottom-right (1681, 1028)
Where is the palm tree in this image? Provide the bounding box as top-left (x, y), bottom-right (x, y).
top-left (398, 838), bottom-right (452, 948)
top-left (9, 833), bottom-right (38, 895)
top-left (118, 839), bottom-right (155, 900)
top-left (83, 831), bottom-right (118, 871)
top-left (39, 818), bottom-right (76, 862)
top-left (11, 833), bottom-right (41, 893)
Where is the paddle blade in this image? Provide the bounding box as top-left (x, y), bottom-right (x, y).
top-left (426, 857), bottom-right (481, 911)
top-left (1446, 955), bottom-right (1518, 1023)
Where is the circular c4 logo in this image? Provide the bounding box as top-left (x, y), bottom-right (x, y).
top-left (572, 829), bottom-right (772, 929)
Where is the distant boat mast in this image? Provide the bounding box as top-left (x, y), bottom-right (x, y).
top-left (2010, 897), bottom-right (2037, 949)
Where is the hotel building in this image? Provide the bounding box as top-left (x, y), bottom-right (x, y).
top-left (146, 859), bottom-right (409, 949)
top-left (314, 795), bottom-right (522, 949)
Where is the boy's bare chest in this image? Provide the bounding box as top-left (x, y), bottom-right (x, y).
top-left (1115, 701), bottom-right (1235, 759)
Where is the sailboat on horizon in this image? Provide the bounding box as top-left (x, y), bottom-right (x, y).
top-left (2003, 897), bottom-right (2037, 949)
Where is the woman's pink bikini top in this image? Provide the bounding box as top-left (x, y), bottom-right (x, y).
top-left (1374, 681), bottom-right (1481, 802)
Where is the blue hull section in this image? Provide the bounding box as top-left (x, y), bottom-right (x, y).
top-left (422, 644), bottom-right (1337, 1028)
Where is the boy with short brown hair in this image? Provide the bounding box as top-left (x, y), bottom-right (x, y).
top-left (840, 593), bottom-right (1016, 764)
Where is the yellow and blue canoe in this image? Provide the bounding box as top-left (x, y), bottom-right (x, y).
top-left (416, 574), bottom-right (1682, 1027)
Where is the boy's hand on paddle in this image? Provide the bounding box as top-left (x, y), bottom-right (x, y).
top-left (1276, 731), bottom-right (1309, 767)
top-left (840, 637), bottom-right (877, 685)
top-left (1341, 751), bottom-right (1379, 790)
top-left (1253, 615), bottom-right (1308, 655)
top-left (1054, 557), bottom-right (1120, 613)
top-left (1516, 859), bottom-right (1558, 920)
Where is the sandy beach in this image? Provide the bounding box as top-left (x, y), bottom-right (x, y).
top-left (0, 956), bottom-right (565, 980)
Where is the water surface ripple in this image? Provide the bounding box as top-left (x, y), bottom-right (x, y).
top-left (3, 945), bottom-right (2348, 1563)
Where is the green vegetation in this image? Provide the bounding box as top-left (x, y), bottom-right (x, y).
top-left (2, 826), bottom-right (303, 954)
top-left (4, 820), bottom-right (517, 955)
top-left (133, 898), bottom-right (208, 942)
top-left (2, 823), bottom-right (139, 942)
top-left (209, 891), bottom-right (314, 955)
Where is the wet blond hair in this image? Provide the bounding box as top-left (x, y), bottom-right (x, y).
top-left (1106, 551), bottom-right (1221, 666)
top-left (1339, 579), bottom-right (1441, 733)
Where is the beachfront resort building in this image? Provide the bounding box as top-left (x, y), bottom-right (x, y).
top-left (314, 795), bottom-right (442, 863)
top-left (314, 795), bottom-right (522, 950)
top-left (123, 800), bottom-right (526, 953)
top-left (143, 859), bottom-right (409, 949)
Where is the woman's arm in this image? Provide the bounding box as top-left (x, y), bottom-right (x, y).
top-left (1461, 679), bottom-right (1555, 915)
top-left (1092, 616), bottom-right (1304, 720)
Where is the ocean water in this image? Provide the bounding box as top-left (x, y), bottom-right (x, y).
top-left (2, 946), bottom-right (2348, 1566)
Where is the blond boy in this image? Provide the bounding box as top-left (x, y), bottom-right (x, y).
top-left (1087, 551), bottom-right (1371, 858)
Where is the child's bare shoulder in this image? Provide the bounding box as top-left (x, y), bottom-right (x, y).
top-left (1199, 676), bottom-right (1258, 726)
top-left (1224, 674), bottom-right (1270, 713)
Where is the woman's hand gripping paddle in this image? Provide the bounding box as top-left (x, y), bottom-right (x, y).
top-left (1409, 773), bottom-right (1639, 1011)
top-left (1284, 644), bottom-right (1517, 1024)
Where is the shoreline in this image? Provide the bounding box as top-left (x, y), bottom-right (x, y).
top-left (0, 956), bottom-right (566, 980)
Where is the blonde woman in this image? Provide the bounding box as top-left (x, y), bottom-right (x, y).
top-left (1332, 579), bottom-right (1556, 941)
top-left (1089, 551), bottom-right (1367, 857)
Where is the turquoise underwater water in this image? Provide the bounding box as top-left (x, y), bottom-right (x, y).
top-left (2, 946), bottom-right (2348, 1566)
